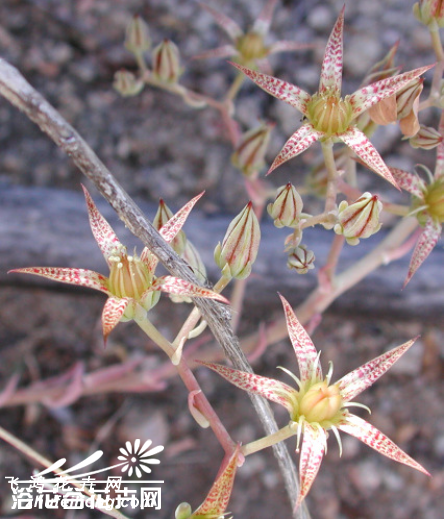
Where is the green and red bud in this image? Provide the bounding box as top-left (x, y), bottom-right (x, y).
top-left (267, 183), bottom-right (303, 228)
top-left (413, 0), bottom-right (444, 29)
top-left (153, 199), bottom-right (187, 255)
top-left (113, 70), bottom-right (144, 97)
top-left (334, 193), bottom-right (382, 246)
top-left (232, 122), bottom-right (273, 177)
top-left (152, 39), bottom-right (182, 83)
top-left (125, 15), bottom-right (151, 55)
top-left (410, 125), bottom-right (443, 150)
top-left (287, 244), bottom-right (315, 274)
top-left (214, 202), bottom-right (261, 279)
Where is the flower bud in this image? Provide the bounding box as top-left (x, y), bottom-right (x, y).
top-left (214, 202), bottom-right (261, 279)
top-left (413, 0), bottom-right (444, 29)
top-left (175, 502), bottom-right (192, 519)
top-left (299, 381), bottom-right (342, 424)
top-left (152, 39), bottom-right (182, 83)
top-left (287, 245), bottom-right (315, 274)
top-left (410, 125), bottom-right (443, 150)
top-left (232, 122), bottom-right (273, 177)
top-left (153, 199), bottom-right (187, 256)
top-left (125, 15), bottom-right (151, 55)
top-left (183, 241), bottom-right (207, 284)
top-left (113, 70), bottom-right (144, 97)
top-left (334, 193), bottom-right (382, 246)
top-left (267, 183), bottom-right (303, 228)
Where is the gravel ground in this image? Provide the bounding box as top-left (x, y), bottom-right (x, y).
top-left (0, 1), bottom-right (442, 518)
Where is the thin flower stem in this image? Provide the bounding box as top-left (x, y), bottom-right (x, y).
top-left (226, 71), bottom-right (246, 102)
top-left (0, 426), bottom-right (131, 519)
top-left (136, 318), bottom-right (236, 454)
top-left (242, 423), bottom-right (297, 457)
top-left (430, 29), bottom-right (444, 63)
top-left (321, 141), bottom-right (338, 217)
top-left (319, 233), bottom-right (345, 290)
top-left (230, 277), bottom-right (247, 332)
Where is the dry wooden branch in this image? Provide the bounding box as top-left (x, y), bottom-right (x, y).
top-left (0, 57), bottom-right (307, 517)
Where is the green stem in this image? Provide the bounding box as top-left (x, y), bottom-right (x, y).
top-left (321, 141), bottom-right (339, 218)
top-left (241, 423), bottom-right (297, 457)
top-left (225, 72), bottom-right (246, 102)
top-left (430, 28), bottom-right (444, 63)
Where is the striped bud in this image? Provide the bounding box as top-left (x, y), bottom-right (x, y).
top-left (410, 125), bottom-right (443, 150)
top-left (232, 122), bottom-right (273, 177)
top-left (334, 193), bottom-right (382, 246)
top-left (113, 70), bottom-right (144, 97)
top-left (267, 183), bottom-right (303, 228)
top-left (413, 0), bottom-right (444, 29)
top-left (152, 39), bottom-right (181, 83)
top-left (214, 202), bottom-right (261, 279)
top-left (287, 245), bottom-right (315, 274)
top-left (125, 15), bottom-right (151, 55)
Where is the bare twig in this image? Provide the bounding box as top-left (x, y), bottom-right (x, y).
top-left (0, 57), bottom-right (307, 518)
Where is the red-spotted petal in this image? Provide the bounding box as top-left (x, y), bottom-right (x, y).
top-left (338, 413), bottom-right (430, 475)
top-left (349, 64), bottom-right (434, 118)
top-left (159, 192), bottom-right (204, 244)
top-left (268, 40), bottom-right (316, 55)
top-left (267, 124), bottom-right (323, 175)
top-left (193, 44), bottom-right (239, 61)
top-left (81, 185), bottom-right (122, 266)
top-left (102, 296), bottom-right (131, 342)
top-left (9, 267), bottom-right (110, 295)
top-left (319, 6), bottom-right (345, 96)
top-left (297, 424), bottom-right (326, 508)
top-left (404, 218), bottom-right (442, 287)
top-left (253, 0), bottom-right (278, 36)
top-left (390, 168), bottom-right (424, 198)
top-left (337, 339), bottom-right (416, 402)
top-left (279, 295), bottom-right (322, 383)
top-left (199, 362), bottom-right (298, 415)
top-left (192, 444), bottom-right (240, 517)
top-left (198, 2), bottom-right (243, 41)
top-left (150, 276), bottom-right (229, 304)
top-left (230, 62), bottom-right (311, 115)
top-left (339, 126), bottom-right (399, 188)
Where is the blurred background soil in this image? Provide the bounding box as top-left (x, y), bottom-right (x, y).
top-left (0, 1), bottom-right (443, 518)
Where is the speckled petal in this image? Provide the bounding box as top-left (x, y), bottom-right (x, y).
top-left (404, 218), bottom-right (442, 287)
top-left (279, 295), bottom-right (322, 383)
top-left (297, 424), bottom-right (326, 508)
top-left (102, 296), bottom-right (131, 342)
top-left (267, 124), bottom-right (323, 175)
top-left (349, 65), bottom-right (434, 118)
top-left (199, 362), bottom-right (298, 415)
top-left (199, 2), bottom-right (243, 41)
top-left (319, 7), bottom-right (345, 96)
top-left (268, 40), bottom-right (316, 55)
top-left (9, 267), bottom-right (110, 295)
top-left (339, 413), bottom-right (430, 475)
top-left (151, 276), bottom-right (229, 304)
top-left (253, 0), bottom-right (278, 36)
top-left (337, 339), bottom-right (416, 402)
top-left (230, 62), bottom-right (311, 115)
top-left (192, 444), bottom-right (240, 517)
top-left (339, 127), bottom-right (398, 188)
top-left (81, 185), bottom-right (122, 266)
top-left (390, 168), bottom-right (424, 198)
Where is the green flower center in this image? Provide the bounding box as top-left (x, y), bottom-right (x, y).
top-left (294, 380), bottom-right (343, 427)
top-left (424, 177), bottom-right (444, 223)
top-left (108, 247), bottom-right (152, 300)
top-left (236, 32), bottom-right (269, 63)
top-left (307, 94), bottom-right (353, 136)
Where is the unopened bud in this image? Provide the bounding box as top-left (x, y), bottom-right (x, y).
top-left (175, 502), bottom-right (192, 519)
top-left (410, 125), bottom-right (443, 150)
top-left (125, 15), bottom-right (151, 55)
top-left (413, 0), bottom-right (444, 29)
top-left (334, 193), bottom-right (382, 246)
top-left (267, 183), bottom-right (303, 228)
top-left (287, 245), bottom-right (315, 274)
top-left (214, 202), bottom-right (261, 279)
top-left (113, 70), bottom-right (144, 97)
top-left (182, 241), bottom-right (207, 284)
top-left (232, 122), bottom-right (273, 177)
top-left (152, 39), bottom-right (182, 83)
top-left (153, 200), bottom-right (187, 255)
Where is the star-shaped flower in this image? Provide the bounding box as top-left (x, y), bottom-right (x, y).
top-left (9, 186), bottom-right (228, 341)
top-left (195, 0), bottom-right (313, 71)
top-left (202, 295), bottom-right (429, 507)
top-left (231, 7), bottom-right (433, 187)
